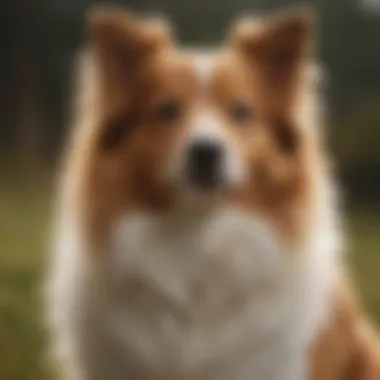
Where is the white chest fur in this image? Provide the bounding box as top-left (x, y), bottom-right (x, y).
top-left (49, 204), bottom-right (338, 380)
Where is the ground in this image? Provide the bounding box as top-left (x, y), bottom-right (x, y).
top-left (0, 184), bottom-right (379, 380)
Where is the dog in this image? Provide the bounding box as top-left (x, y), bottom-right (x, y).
top-left (46, 6), bottom-right (379, 380)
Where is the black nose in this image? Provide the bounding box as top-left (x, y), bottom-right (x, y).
top-left (187, 140), bottom-right (224, 189)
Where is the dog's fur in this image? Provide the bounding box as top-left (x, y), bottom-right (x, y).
top-left (46, 6), bottom-right (380, 380)
top-left (310, 277), bottom-right (380, 380)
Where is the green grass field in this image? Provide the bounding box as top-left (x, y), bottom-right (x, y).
top-left (0, 184), bottom-right (379, 380)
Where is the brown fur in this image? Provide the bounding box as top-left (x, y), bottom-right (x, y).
top-left (311, 277), bottom-right (380, 380)
top-left (61, 6), bottom-right (380, 378)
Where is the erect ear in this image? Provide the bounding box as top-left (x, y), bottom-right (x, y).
top-left (230, 10), bottom-right (314, 108)
top-left (88, 5), bottom-right (172, 115)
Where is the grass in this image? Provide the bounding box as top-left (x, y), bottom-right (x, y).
top-left (0, 184), bottom-right (51, 380)
top-left (349, 211), bottom-right (380, 320)
top-left (0, 184), bottom-right (379, 379)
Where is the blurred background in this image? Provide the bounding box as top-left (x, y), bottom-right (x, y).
top-left (0, 0), bottom-right (379, 378)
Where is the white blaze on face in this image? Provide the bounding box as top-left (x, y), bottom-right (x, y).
top-left (188, 52), bottom-right (226, 152)
top-left (192, 51), bottom-right (215, 88)
top-left (164, 51), bottom-right (248, 193)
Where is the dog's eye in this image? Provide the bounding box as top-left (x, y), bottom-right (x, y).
top-left (272, 118), bottom-right (298, 154)
top-left (229, 101), bottom-right (253, 124)
top-left (155, 99), bottom-right (181, 124)
top-left (99, 111), bottom-right (131, 151)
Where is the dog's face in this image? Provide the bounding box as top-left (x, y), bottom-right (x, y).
top-left (86, 7), bottom-right (318, 221)
top-left (114, 50), bottom-right (257, 201)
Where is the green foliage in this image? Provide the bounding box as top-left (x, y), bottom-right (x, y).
top-left (333, 101), bottom-right (380, 172)
top-left (331, 100), bottom-right (380, 203)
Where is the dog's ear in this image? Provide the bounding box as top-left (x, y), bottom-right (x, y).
top-left (88, 5), bottom-right (172, 114)
top-left (230, 10), bottom-right (314, 110)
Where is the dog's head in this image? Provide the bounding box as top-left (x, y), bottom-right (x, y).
top-left (75, 6), bottom-right (322, 241)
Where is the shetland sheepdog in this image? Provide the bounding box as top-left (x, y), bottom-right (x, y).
top-left (46, 6), bottom-right (380, 380)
